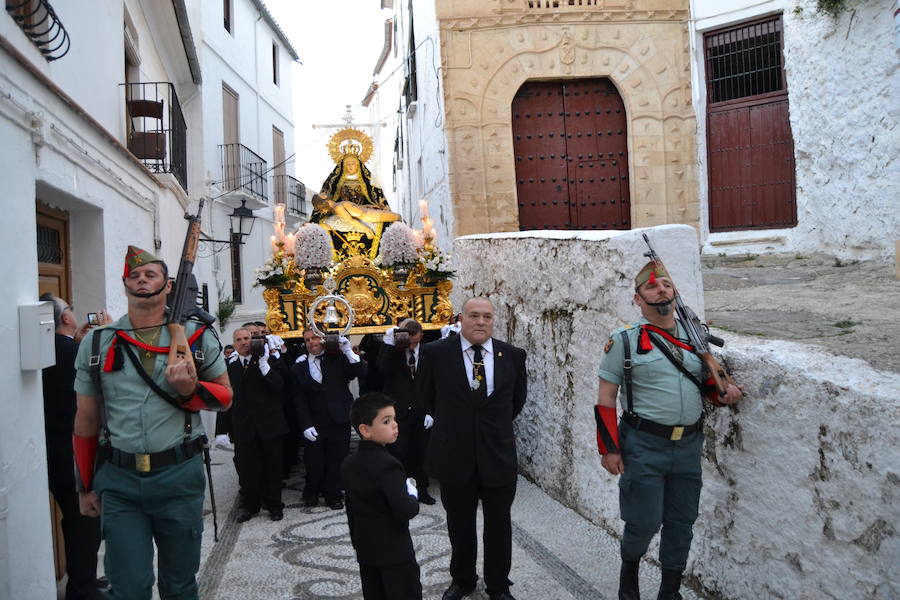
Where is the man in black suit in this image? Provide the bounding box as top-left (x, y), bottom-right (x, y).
top-left (292, 328), bottom-right (367, 509)
top-left (228, 327), bottom-right (287, 522)
top-left (39, 294), bottom-right (105, 600)
top-left (417, 297), bottom-right (527, 600)
top-left (378, 318), bottom-right (436, 505)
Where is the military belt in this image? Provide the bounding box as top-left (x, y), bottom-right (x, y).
top-left (622, 412), bottom-right (700, 442)
top-left (100, 437), bottom-right (204, 473)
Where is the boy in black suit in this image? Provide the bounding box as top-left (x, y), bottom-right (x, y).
top-left (342, 393), bottom-right (422, 600)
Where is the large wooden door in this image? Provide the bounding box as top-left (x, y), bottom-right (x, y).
top-left (512, 78), bottom-right (631, 230)
top-left (36, 201), bottom-right (69, 581)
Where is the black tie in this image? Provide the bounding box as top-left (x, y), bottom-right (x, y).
top-left (472, 344), bottom-right (486, 395)
top-left (408, 350), bottom-right (416, 377)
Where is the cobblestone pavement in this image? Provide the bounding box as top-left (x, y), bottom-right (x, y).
top-left (702, 253), bottom-right (900, 373)
top-left (168, 444), bottom-right (698, 600)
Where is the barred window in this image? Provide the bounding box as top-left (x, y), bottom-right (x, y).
top-left (705, 16), bottom-right (785, 104)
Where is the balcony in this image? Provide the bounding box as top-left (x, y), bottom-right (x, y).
top-left (220, 143), bottom-right (268, 207)
top-left (122, 82), bottom-right (187, 190)
top-left (273, 174), bottom-right (307, 225)
top-left (6, 0), bottom-right (71, 61)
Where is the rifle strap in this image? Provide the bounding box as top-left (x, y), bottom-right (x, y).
top-left (119, 341), bottom-right (195, 440)
top-left (645, 330), bottom-right (710, 395)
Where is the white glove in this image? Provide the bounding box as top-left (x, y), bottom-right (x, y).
top-left (405, 477), bottom-right (418, 498)
top-left (338, 336), bottom-right (360, 363)
top-left (383, 326), bottom-right (397, 346)
top-left (303, 427), bottom-right (319, 442)
top-left (265, 334), bottom-right (284, 358)
top-left (440, 322), bottom-right (461, 339)
top-left (258, 343), bottom-right (271, 376)
top-left (423, 414), bottom-right (434, 429)
top-left (214, 434), bottom-right (231, 448)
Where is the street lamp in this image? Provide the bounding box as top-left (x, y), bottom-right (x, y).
top-left (229, 199), bottom-right (256, 242)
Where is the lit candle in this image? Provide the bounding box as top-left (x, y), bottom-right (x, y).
top-left (284, 233), bottom-right (295, 255)
top-left (270, 235), bottom-right (279, 253)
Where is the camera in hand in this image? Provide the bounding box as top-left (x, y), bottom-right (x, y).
top-left (250, 334), bottom-right (267, 358)
top-left (87, 312), bottom-right (99, 326)
top-left (394, 329), bottom-right (411, 351)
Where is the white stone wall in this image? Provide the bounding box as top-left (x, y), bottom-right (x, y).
top-left (692, 0), bottom-right (900, 261)
top-left (453, 225), bottom-right (900, 599)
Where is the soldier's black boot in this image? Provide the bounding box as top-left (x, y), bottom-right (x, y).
top-left (618, 559), bottom-right (640, 600)
top-left (656, 569), bottom-right (683, 600)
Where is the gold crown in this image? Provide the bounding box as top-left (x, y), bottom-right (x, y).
top-left (328, 128), bottom-right (373, 164)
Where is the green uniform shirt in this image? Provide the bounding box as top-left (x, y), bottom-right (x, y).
top-left (598, 317), bottom-right (703, 426)
top-left (74, 315), bottom-right (227, 454)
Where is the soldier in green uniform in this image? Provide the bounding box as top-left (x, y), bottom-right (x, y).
top-left (72, 246), bottom-right (233, 600)
top-left (595, 261), bottom-right (741, 600)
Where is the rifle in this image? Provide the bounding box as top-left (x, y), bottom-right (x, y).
top-left (642, 233), bottom-right (736, 397)
top-left (167, 199), bottom-right (215, 370)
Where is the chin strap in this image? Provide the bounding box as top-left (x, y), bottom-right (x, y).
top-left (594, 405), bottom-right (620, 455)
top-left (73, 433), bottom-right (99, 492)
top-left (179, 381), bottom-right (233, 412)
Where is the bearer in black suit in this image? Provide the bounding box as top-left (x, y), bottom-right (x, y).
top-left (228, 327), bottom-right (287, 522)
top-left (342, 392), bottom-right (422, 600)
top-left (417, 297), bottom-right (528, 600)
top-left (378, 318), bottom-right (436, 505)
top-left (39, 294), bottom-right (105, 600)
top-left (291, 328), bottom-right (367, 509)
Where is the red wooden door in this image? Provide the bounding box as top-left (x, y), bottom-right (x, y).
top-left (512, 78), bottom-right (630, 230)
top-left (705, 16), bottom-right (797, 231)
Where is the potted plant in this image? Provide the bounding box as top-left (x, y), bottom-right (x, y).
top-left (293, 223), bottom-right (334, 289)
top-left (376, 222), bottom-right (421, 284)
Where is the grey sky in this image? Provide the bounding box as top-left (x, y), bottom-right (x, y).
top-left (266, 0), bottom-right (391, 191)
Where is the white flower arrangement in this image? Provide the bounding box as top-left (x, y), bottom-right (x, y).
top-left (377, 222), bottom-right (421, 267)
top-left (420, 245), bottom-right (455, 279)
top-left (293, 223), bottom-right (334, 271)
top-left (253, 253), bottom-right (292, 287)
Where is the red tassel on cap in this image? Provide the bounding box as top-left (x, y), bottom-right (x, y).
top-left (638, 327), bottom-right (653, 352)
top-left (103, 336), bottom-right (118, 372)
top-left (648, 270), bottom-right (657, 285)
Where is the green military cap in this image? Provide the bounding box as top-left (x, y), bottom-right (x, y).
top-left (123, 245), bottom-right (165, 278)
top-left (634, 260), bottom-right (670, 290)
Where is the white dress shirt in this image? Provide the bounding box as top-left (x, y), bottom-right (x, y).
top-left (307, 352), bottom-right (324, 383)
top-left (460, 335), bottom-right (494, 395)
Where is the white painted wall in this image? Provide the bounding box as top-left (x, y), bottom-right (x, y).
top-left (190, 0), bottom-right (297, 332)
top-left (453, 225), bottom-right (900, 598)
top-left (378, 0), bottom-right (453, 251)
top-left (0, 2), bottom-right (204, 594)
top-left (690, 0), bottom-right (900, 261)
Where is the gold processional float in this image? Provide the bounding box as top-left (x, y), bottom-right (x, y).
top-left (258, 127), bottom-right (454, 338)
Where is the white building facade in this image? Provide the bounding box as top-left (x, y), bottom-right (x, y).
top-left (690, 0), bottom-right (900, 261)
top-left (0, 0), bottom-right (298, 595)
top-left (364, 0), bottom-right (453, 251)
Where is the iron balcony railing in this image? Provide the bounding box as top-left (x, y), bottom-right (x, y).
top-left (6, 0), bottom-right (70, 61)
top-left (122, 82), bottom-right (187, 190)
top-left (220, 143), bottom-right (268, 202)
top-left (273, 174), bottom-right (306, 218)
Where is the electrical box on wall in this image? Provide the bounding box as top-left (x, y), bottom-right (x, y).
top-left (19, 302), bottom-right (56, 370)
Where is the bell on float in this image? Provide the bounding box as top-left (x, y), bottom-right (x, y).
top-left (324, 301), bottom-right (340, 326)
